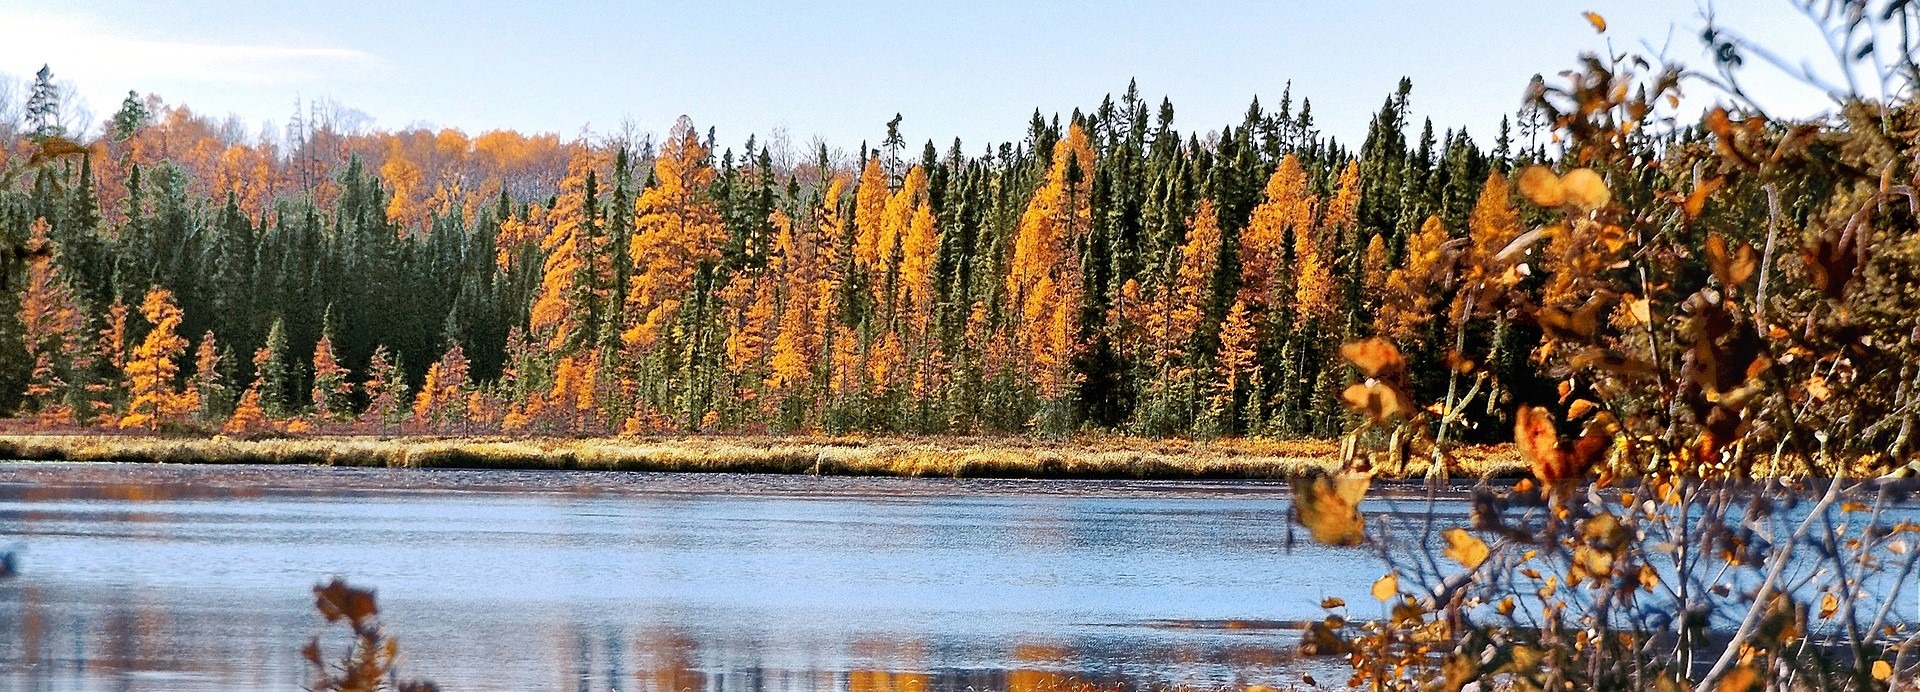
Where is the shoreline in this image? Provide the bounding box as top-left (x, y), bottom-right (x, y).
top-left (0, 432), bottom-right (1525, 480)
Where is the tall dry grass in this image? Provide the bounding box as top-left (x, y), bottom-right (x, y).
top-left (0, 432), bottom-right (1524, 479)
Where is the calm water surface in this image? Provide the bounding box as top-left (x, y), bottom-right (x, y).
top-left (0, 462), bottom-right (1400, 691)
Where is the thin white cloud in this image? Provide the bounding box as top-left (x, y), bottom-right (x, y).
top-left (0, 11), bottom-right (385, 87)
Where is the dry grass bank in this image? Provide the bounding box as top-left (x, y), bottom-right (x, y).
top-left (0, 432), bottom-right (1524, 479)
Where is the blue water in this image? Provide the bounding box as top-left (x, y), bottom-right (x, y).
top-left (0, 462), bottom-right (1380, 691)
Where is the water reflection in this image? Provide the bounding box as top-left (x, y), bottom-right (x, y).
top-left (0, 462), bottom-right (1367, 691)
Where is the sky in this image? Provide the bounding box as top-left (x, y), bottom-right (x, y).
top-left (0, 1), bottom-right (1841, 155)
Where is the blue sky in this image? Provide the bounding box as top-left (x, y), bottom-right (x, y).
top-left (0, 1), bottom-right (1834, 153)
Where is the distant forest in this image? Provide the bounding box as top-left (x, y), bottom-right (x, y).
top-left (0, 66), bottom-right (1686, 437)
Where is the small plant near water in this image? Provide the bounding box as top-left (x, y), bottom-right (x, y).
top-left (304, 578), bottom-right (439, 692)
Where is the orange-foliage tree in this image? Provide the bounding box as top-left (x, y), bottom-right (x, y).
top-left (1005, 123), bottom-right (1095, 408)
top-left (18, 219), bottom-right (92, 423)
top-left (119, 288), bottom-right (195, 430)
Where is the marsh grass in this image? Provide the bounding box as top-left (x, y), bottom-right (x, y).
top-left (0, 431), bottom-right (1523, 479)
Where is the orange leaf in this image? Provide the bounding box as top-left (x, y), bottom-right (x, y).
top-left (1560, 168), bottom-right (1612, 211)
top-left (1517, 166), bottom-right (1565, 207)
top-left (1515, 405), bottom-right (1562, 477)
top-left (1685, 176), bottom-right (1725, 220)
top-left (1582, 11), bottom-right (1607, 32)
top-left (1443, 528), bottom-right (1490, 570)
top-left (1340, 382), bottom-right (1410, 423)
top-left (1705, 233), bottom-right (1758, 287)
top-left (1294, 471), bottom-right (1372, 547)
top-left (1340, 338), bottom-right (1406, 378)
top-left (1371, 572), bottom-right (1398, 601)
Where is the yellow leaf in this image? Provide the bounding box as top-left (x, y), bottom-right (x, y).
top-left (1372, 572), bottom-right (1398, 601)
top-left (1626, 297), bottom-right (1652, 325)
top-left (1561, 168), bottom-right (1612, 211)
top-left (1808, 378), bottom-right (1833, 402)
top-left (1874, 660), bottom-right (1893, 681)
top-left (1443, 528), bottom-right (1490, 570)
top-left (1819, 592), bottom-right (1839, 619)
top-left (1716, 664), bottom-right (1762, 692)
top-left (1685, 176), bottom-right (1725, 220)
top-left (1583, 11), bottom-right (1607, 33)
top-left (1293, 471), bottom-right (1372, 547)
top-left (1517, 166), bottom-right (1565, 207)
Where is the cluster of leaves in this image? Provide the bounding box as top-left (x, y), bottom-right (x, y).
top-left (304, 579), bottom-right (439, 692)
top-left (1293, 6), bottom-right (1920, 690)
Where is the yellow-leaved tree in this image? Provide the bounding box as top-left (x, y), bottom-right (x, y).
top-left (852, 155), bottom-right (890, 275)
top-left (1005, 123), bottom-right (1095, 401)
top-left (1377, 214), bottom-right (1452, 343)
top-left (1452, 170), bottom-right (1521, 322)
top-left (1295, 161), bottom-right (1357, 325)
top-left (1240, 154), bottom-right (1311, 309)
top-left (120, 288), bottom-right (196, 430)
top-left (623, 118), bottom-right (725, 351)
top-left (530, 150), bottom-right (611, 353)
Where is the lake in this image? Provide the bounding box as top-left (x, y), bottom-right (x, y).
top-left (0, 462), bottom-right (1387, 691)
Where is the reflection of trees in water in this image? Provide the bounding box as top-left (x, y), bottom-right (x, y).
top-left (635, 629), bottom-right (704, 692)
top-left (566, 626), bottom-right (633, 692)
top-left (848, 637), bottom-right (928, 692)
top-left (0, 584), bottom-right (45, 681)
top-left (96, 595), bottom-right (176, 679)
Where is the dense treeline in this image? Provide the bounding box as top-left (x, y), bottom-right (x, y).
top-left (0, 68), bottom-right (1593, 438)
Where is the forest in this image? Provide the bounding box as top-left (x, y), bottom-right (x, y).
top-left (11, 4), bottom-right (1920, 690)
top-left (0, 65), bottom-right (1555, 440)
top-left (0, 15), bottom-right (1915, 476)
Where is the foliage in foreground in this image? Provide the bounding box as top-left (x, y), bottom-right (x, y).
top-left (1294, 5), bottom-right (1920, 689)
top-left (305, 578), bottom-right (438, 692)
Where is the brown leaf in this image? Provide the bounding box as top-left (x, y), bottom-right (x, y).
top-left (1293, 471), bottom-right (1371, 547)
top-left (1806, 377), bottom-right (1832, 402)
top-left (1624, 296), bottom-right (1651, 325)
top-left (1515, 405), bottom-right (1562, 478)
top-left (1536, 293), bottom-right (1614, 341)
top-left (1805, 230), bottom-right (1862, 301)
top-left (313, 578), bottom-right (378, 625)
top-left (1516, 405), bottom-right (1607, 484)
top-left (1570, 347), bottom-right (1657, 376)
top-left (1715, 664), bottom-right (1763, 692)
top-left (1340, 382), bottom-right (1410, 423)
